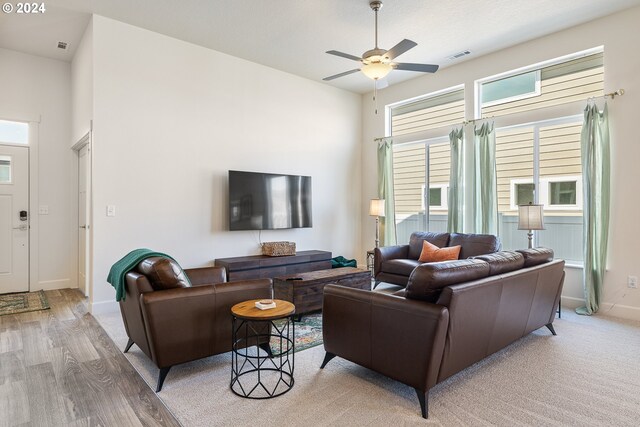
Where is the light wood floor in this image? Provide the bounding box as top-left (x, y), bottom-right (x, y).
top-left (0, 289), bottom-right (181, 427)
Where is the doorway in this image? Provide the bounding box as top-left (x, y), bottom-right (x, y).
top-left (0, 145), bottom-right (30, 293)
top-left (74, 133), bottom-right (91, 297)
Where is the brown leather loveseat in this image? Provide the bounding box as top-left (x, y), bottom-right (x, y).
top-left (374, 231), bottom-right (501, 287)
top-left (321, 248), bottom-right (564, 418)
top-left (119, 257), bottom-right (272, 391)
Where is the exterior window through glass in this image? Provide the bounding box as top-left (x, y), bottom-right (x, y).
top-left (0, 156), bottom-right (11, 184)
top-left (549, 181), bottom-right (577, 205)
top-left (481, 71), bottom-right (539, 105)
top-left (429, 188), bottom-right (442, 206)
top-left (515, 183), bottom-right (535, 205)
top-left (0, 120), bottom-right (28, 145)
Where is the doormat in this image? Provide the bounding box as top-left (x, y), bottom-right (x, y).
top-left (0, 290), bottom-right (50, 316)
top-left (272, 312), bottom-right (323, 353)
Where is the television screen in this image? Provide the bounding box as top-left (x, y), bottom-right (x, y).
top-left (228, 170), bottom-right (312, 230)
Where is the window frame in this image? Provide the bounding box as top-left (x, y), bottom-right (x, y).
top-left (509, 175), bottom-right (583, 211)
top-left (421, 183), bottom-right (449, 211)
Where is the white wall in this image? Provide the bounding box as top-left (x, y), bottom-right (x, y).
top-left (361, 6), bottom-right (640, 320)
top-left (88, 16), bottom-right (362, 312)
top-left (71, 18), bottom-right (93, 145)
top-left (0, 48), bottom-right (75, 291)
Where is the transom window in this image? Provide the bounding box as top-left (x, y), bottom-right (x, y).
top-left (0, 120), bottom-right (28, 145)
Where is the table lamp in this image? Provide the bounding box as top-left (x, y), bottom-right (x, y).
top-left (517, 202), bottom-right (545, 249)
top-left (369, 199), bottom-right (385, 248)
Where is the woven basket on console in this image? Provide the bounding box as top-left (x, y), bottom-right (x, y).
top-left (262, 241), bottom-right (296, 257)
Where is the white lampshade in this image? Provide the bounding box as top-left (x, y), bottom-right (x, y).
top-left (369, 199), bottom-right (385, 217)
top-left (518, 203), bottom-right (545, 230)
top-left (361, 62), bottom-right (393, 80)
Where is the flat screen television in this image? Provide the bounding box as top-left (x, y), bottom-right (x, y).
top-left (228, 170), bottom-right (312, 230)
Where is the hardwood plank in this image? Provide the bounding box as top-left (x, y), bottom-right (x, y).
top-left (24, 363), bottom-right (67, 426)
top-left (20, 321), bottom-right (54, 366)
top-left (0, 350), bottom-right (25, 385)
top-left (0, 328), bottom-right (22, 353)
top-left (0, 380), bottom-right (30, 425)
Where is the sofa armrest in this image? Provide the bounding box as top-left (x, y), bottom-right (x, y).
top-left (185, 266), bottom-right (227, 286)
top-left (374, 245), bottom-right (410, 276)
top-left (140, 286), bottom-right (217, 368)
top-left (322, 284), bottom-right (449, 392)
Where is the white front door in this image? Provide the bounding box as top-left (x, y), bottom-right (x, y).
top-left (78, 144), bottom-right (89, 296)
top-left (0, 145), bottom-right (29, 294)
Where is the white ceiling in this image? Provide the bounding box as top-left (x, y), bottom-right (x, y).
top-left (2, 0), bottom-right (639, 94)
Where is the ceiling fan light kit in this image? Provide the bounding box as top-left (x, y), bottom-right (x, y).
top-left (323, 0), bottom-right (439, 84)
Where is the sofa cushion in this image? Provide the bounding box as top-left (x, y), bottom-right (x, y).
top-left (472, 251), bottom-right (524, 276)
top-left (408, 232), bottom-right (450, 260)
top-left (381, 259), bottom-right (422, 277)
top-left (405, 259), bottom-right (491, 302)
top-left (516, 247), bottom-right (554, 267)
top-left (449, 233), bottom-right (501, 259)
top-left (137, 257), bottom-right (191, 291)
top-left (418, 240), bottom-right (461, 263)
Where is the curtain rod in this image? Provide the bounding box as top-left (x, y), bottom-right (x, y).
top-left (374, 89), bottom-right (625, 142)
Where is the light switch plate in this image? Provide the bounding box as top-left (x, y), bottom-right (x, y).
top-left (106, 205), bottom-right (116, 217)
top-left (38, 205), bottom-right (49, 215)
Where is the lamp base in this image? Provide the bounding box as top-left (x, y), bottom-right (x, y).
top-left (527, 231), bottom-right (534, 249)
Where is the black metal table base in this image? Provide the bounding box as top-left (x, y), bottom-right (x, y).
top-left (230, 316), bottom-right (295, 399)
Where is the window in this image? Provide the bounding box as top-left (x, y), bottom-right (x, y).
top-left (0, 155), bottom-right (11, 184)
top-left (390, 88), bottom-right (464, 136)
top-left (497, 121), bottom-right (584, 264)
top-left (0, 120), bottom-right (28, 145)
top-left (420, 184), bottom-right (448, 210)
top-left (509, 175), bottom-right (582, 210)
top-left (549, 181), bottom-right (576, 205)
top-left (479, 51), bottom-right (603, 117)
top-left (389, 87), bottom-right (463, 243)
top-left (481, 70), bottom-right (540, 107)
top-left (513, 181), bottom-right (535, 207)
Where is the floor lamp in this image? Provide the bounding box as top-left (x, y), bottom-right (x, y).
top-left (517, 202), bottom-right (545, 248)
top-left (369, 199), bottom-right (385, 248)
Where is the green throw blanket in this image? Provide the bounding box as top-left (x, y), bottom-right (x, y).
top-left (107, 248), bottom-right (186, 302)
top-left (331, 256), bottom-right (357, 268)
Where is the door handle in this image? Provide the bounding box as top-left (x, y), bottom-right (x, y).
top-left (13, 225), bottom-right (28, 231)
top-left (79, 225), bottom-right (87, 229)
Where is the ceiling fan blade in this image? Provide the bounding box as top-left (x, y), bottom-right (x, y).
top-left (323, 69), bottom-right (361, 81)
top-left (394, 63), bottom-right (439, 73)
top-left (376, 79), bottom-right (389, 89)
top-left (385, 39), bottom-right (417, 60)
top-left (326, 50), bottom-right (363, 62)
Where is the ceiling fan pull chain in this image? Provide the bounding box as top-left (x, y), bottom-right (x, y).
top-left (374, 81), bottom-right (378, 115)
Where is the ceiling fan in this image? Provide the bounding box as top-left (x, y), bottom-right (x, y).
top-left (323, 0), bottom-right (439, 84)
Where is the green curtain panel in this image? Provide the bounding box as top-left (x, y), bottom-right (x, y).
top-left (473, 123), bottom-right (498, 234)
top-left (577, 103), bottom-right (610, 316)
top-left (447, 127), bottom-right (464, 233)
top-left (378, 138), bottom-right (397, 246)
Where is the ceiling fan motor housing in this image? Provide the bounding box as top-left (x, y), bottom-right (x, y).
top-left (369, 1), bottom-right (383, 12)
top-left (363, 48), bottom-right (388, 63)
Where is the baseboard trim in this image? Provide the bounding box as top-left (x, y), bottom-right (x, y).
top-left (90, 299), bottom-right (119, 315)
top-left (35, 279), bottom-right (74, 291)
top-left (561, 296), bottom-right (640, 321)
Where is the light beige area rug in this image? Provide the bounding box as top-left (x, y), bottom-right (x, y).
top-left (96, 310), bottom-right (640, 426)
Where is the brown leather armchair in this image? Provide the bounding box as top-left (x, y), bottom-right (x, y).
top-left (119, 257), bottom-right (272, 391)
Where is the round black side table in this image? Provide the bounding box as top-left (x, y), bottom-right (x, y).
top-left (230, 299), bottom-right (295, 399)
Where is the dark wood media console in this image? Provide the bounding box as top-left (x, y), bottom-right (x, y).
top-left (214, 250), bottom-right (332, 281)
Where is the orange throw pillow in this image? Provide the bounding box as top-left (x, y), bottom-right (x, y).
top-left (418, 240), bottom-right (461, 262)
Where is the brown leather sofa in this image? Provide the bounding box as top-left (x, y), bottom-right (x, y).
top-left (321, 248), bottom-right (564, 418)
top-left (374, 232), bottom-right (501, 287)
top-left (119, 257), bottom-right (272, 391)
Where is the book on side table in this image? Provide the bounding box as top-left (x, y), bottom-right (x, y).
top-left (255, 299), bottom-right (277, 310)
